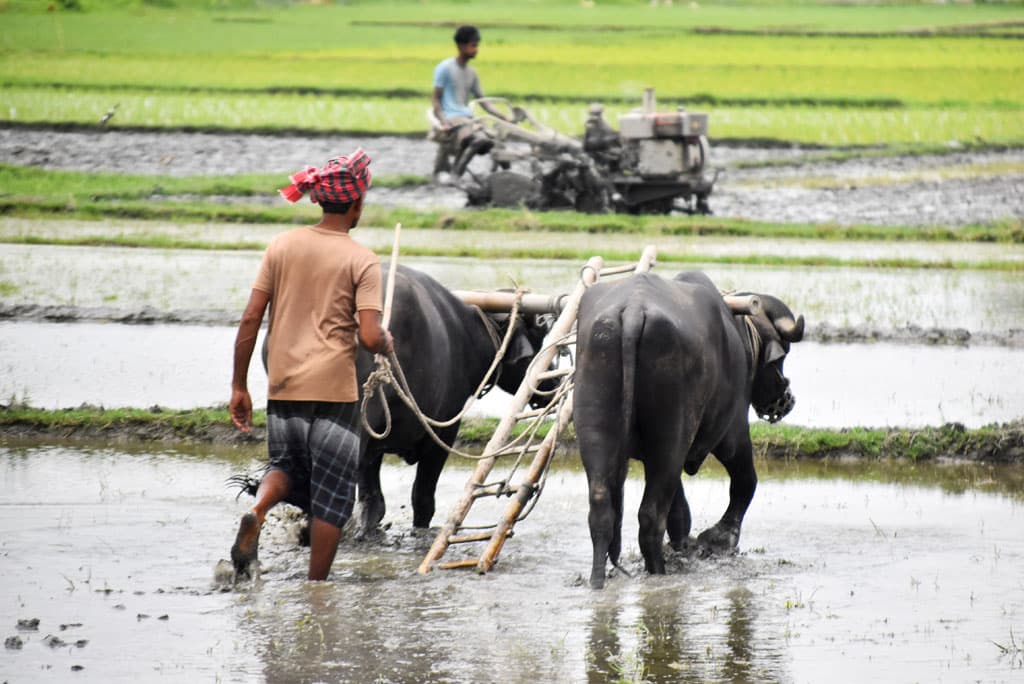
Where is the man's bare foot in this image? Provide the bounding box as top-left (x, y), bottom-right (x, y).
top-left (230, 512), bottom-right (261, 578)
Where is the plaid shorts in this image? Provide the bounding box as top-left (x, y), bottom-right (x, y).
top-left (266, 399), bottom-right (361, 529)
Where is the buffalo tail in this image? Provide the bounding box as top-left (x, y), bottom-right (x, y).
top-left (620, 301), bottom-right (645, 449)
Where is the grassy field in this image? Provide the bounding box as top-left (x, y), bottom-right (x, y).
top-left (2, 0), bottom-right (1022, 145)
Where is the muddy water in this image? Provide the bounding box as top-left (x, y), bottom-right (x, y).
top-left (2, 321), bottom-right (1023, 429)
top-left (2, 243), bottom-right (1022, 336)
top-left (1, 445), bottom-right (1021, 683)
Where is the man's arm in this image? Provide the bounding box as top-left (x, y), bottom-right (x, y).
top-left (432, 85), bottom-right (448, 128)
top-left (478, 99), bottom-right (509, 122)
top-left (230, 288), bottom-right (270, 432)
top-left (472, 73), bottom-right (507, 122)
top-left (358, 309), bottom-right (394, 356)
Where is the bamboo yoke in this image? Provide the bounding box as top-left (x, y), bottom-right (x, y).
top-left (365, 226), bottom-right (761, 576)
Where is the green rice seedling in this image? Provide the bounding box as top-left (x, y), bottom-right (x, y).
top-left (3, 87), bottom-right (1021, 145)
top-left (1, 33), bottom-right (1019, 108)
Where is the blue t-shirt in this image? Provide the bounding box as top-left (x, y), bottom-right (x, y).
top-left (433, 57), bottom-right (482, 119)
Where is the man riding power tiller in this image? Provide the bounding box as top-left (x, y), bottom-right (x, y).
top-left (431, 25), bottom-right (509, 180)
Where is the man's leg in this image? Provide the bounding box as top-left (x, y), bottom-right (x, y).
top-left (308, 516), bottom-right (343, 581)
top-left (231, 468), bottom-right (291, 576)
top-left (432, 142), bottom-right (452, 178)
top-left (307, 401), bottom-right (361, 582)
top-left (231, 399), bottom-right (307, 577)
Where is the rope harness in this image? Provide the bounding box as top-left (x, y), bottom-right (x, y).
top-left (360, 287), bottom-right (544, 459)
top-left (744, 316), bottom-right (762, 383)
top-left (358, 287), bottom-right (578, 527)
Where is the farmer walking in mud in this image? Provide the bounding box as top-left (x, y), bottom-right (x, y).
top-left (431, 24), bottom-right (509, 179)
top-left (228, 148), bottom-right (393, 581)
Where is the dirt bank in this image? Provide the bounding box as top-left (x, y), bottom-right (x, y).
top-left (2, 127), bottom-right (1022, 228)
top-left (2, 408), bottom-right (1021, 463)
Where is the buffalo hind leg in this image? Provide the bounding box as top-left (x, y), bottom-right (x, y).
top-left (357, 446), bottom-right (386, 537)
top-left (607, 455), bottom-right (629, 572)
top-left (638, 473), bottom-right (677, 575)
top-left (698, 440), bottom-right (757, 555)
top-left (586, 478), bottom-right (618, 589)
top-left (410, 427), bottom-right (456, 528)
top-left (666, 480), bottom-right (692, 551)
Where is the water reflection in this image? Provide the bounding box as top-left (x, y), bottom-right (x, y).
top-left (248, 580), bottom-right (461, 683)
top-left (635, 584), bottom-right (690, 683)
top-left (720, 587), bottom-right (759, 684)
top-left (586, 598), bottom-right (624, 683)
top-left (584, 579), bottom-right (786, 684)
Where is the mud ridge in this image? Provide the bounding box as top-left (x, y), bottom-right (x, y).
top-left (2, 303), bottom-right (1021, 348)
top-left (2, 413), bottom-right (1021, 464)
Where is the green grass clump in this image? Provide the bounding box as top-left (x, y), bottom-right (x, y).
top-left (0, 404), bottom-right (265, 432)
top-left (455, 417), bottom-right (1024, 464)
top-left (748, 422), bottom-right (1024, 463)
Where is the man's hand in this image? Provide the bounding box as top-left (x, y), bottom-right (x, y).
top-left (231, 288), bottom-right (269, 433)
top-left (379, 329), bottom-right (395, 355)
top-left (230, 388), bottom-right (253, 433)
top-left (358, 309), bottom-right (394, 357)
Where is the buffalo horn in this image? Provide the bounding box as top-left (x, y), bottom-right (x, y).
top-left (724, 294), bottom-right (761, 316)
top-left (759, 295), bottom-right (805, 343)
top-left (775, 314), bottom-right (805, 343)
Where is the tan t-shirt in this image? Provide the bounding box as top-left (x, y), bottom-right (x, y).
top-left (253, 226), bottom-right (382, 402)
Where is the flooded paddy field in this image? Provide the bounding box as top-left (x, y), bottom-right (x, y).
top-left (2, 243), bottom-right (1022, 341)
top-left (1, 444), bottom-right (1022, 683)
top-left (1, 321), bottom-right (1022, 430)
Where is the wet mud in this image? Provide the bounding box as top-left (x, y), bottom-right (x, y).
top-left (1, 446), bottom-right (1022, 683)
top-left (2, 126), bottom-right (1022, 228)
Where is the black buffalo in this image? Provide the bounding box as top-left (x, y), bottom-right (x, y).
top-left (355, 265), bottom-right (551, 532)
top-left (572, 271), bottom-right (804, 588)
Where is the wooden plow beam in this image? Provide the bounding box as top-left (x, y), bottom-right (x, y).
top-left (418, 245), bottom-right (658, 575)
top-left (454, 287), bottom-right (761, 317)
top-left (451, 291), bottom-right (567, 316)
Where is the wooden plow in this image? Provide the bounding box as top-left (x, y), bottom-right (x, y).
top-left (417, 246), bottom-right (659, 574)
top-left (417, 245), bottom-right (763, 575)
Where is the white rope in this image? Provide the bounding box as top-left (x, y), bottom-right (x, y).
top-left (359, 287), bottom-right (571, 461)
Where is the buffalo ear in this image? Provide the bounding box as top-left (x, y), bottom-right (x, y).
top-left (505, 330), bottom-right (535, 366)
top-left (763, 339), bottom-right (786, 365)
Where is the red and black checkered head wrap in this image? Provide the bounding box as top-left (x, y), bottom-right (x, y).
top-left (278, 148), bottom-right (372, 205)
